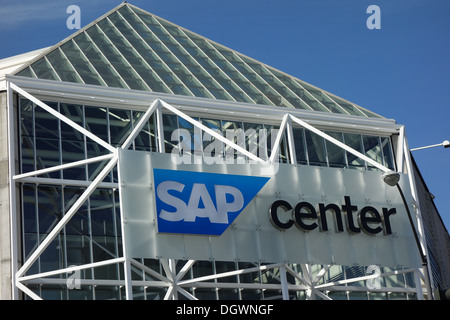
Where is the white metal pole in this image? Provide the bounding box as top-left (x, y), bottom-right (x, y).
top-left (285, 118), bottom-right (297, 165)
top-left (6, 81), bottom-right (19, 300)
top-left (268, 114), bottom-right (288, 163)
top-left (155, 101), bottom-right (165, 153)
top-left (279, 264), bottom-right (290, 300)
top-left (116, 148), bottom-right (133, 300)
top-left (13, 154), bottom-right (114, 181)
top-left (396, 126), bottom-right (405, 173)
top-left (402, 136), bottom-right (434, 299)
top-left (18, 257), bottom-right (125, 282)
top-left (410, 143), bottom-right (444, 151)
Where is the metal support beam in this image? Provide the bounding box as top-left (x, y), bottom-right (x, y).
top-left (16, 152), bottom-right (118, 279)
top-left (10, 83), bottom-right (116, 153)
top-left (6, 81), bottom-right (19, 300)
top-left (159, 100), bottom-right (266, 163)
top-left (289, 114), bottom-right (391, 172)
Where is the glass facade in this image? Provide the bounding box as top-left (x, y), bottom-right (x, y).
top-left (15, 97), bottom-right (416, 300)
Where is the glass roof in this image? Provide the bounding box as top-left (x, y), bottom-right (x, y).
top-left (15, 3), bottom-right (382, 118)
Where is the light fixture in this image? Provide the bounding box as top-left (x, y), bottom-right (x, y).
top-left (381, 169), bottom-right (432, 299)
top-left (411, 140), bottom-right (450, 151)
top-left (381, 171), bottom-right (400, 186)
top-left (444, 140), bottom-right (450, 148)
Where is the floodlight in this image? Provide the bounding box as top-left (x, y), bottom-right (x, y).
top-left (381, 171), bottom-right (400, 187)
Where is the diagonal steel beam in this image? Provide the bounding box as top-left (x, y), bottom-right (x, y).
top-left (16, 152), bottom-right (118, 278)
top-left (10, 83), bottom-right (116, 153)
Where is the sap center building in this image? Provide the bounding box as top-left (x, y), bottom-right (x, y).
top-left (0, 3), bottom-right (449, 300)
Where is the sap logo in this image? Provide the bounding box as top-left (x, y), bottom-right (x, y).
top-left (153, 169), bottom-right (269, 236)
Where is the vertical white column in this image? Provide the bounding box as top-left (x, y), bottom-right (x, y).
top-left (155, 101), bottom-right (165, 153)
top-left (116, 148), bottom-right (133, 300)
top-left (6, 81), bottom-right (18, 299)
top-left (279, 264), bottom-right (290, 300)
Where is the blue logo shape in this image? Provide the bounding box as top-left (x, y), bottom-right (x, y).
top-left (153, 169), bottom-right (270, 236)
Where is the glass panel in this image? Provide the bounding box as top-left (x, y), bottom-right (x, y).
top-left (240, 56), bottom-right (300, 108)
top-left (40, 237), bottom-right (64, 273)
top-left (292, 127), bottom-right (307, 165)
top-left (305, 130), bottom-right (327, 167)
top-left (36, 138), bottom-right (61, 178)
top-left (97, 16), bottom-right (149, 91)
top-left (293, 80), bottom-right (332, 113)
top-left (327, 94), bottom-right (365, 117)
top-left (193, 261), bottom-right (214, 282)
top-left (46, 48), bottom-right (81, 83)
top-left (59, 103), bottom-right (84, 141)
top-left (343, 133), bottom-right (365, 170)
top-left (16, 66), bottom-right (35, 78)
top-left (215, 47), bottom-right (283, 106)
top-left (218, 289), bottom-right (240, 300)
top-left (90, 189), bottom-right (116, 237)
top-left (64, 187), bottom-right (89, 235)
top-left (201, 118), bottom-right (224, 161)
top-left (325, 131), bottom-right (347, 168)
top-left (60, 40), bottom-right (103, 86)
top-left (86, 143), bottom-right (111, 182)
top-left (60, 103), bottom-right (86, 180)
top-left (77, 29), bottom-right (127, 88)
top-left (359, 107), bottom-right (383, 118)
top-left (369, 292), bottom-right (388, 300)
top-left (107, 11), bottom-right (168, 92)
top-left (20, 99), bottom-right (35, 173)
top-left (19, 98), bottom-right (34, 137)
top-left (62, 140), bottom-right (86, 180)
top-left (301, 83), bottom-right (343, 114)
top-left (328, 291), bottom-right (348, 300)
top-left (348, 292), bottom-right (368, 300)
top-left (109, 108), bottom-right (132, 147)
top-left (30, 56), bottom-right (59, 80)
top-left (22, 184), bottom-right (37, 234)
top-left (135, 113), bottom-right (157, 152)
top-left (177, 116), bottom-right (201, 161)
top-left (222, 120), bottom-right (244, 163)
top-left (381, 137), bottom-right (395, 170)
top-left (195, 288), bottom-right (217, 300)
top-left (244, 122), bottom-right (264, 161)
top-left (64, 187), bottom-right (91, 268)
top-left (128, 8), bottom-right (194, 96)
top-left (34, 101), bottom-right (59, 139)
top-left (363, 135), bottom-right (382, 170)
top-left (162, 113), bottom-right (178, 153)
top-left (215, 261), bottom-right (238, 283)
top-left (188, 36), bottom-right (265, 104)
top-left (84, 106), bottom-right (108, 142)
top-left (264, 124), bottom-right (288, 163)
top-left (37, 185), bottom-right (62, 235)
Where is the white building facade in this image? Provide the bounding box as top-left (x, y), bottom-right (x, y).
top-left (0, 3), bottom-right (449, 300)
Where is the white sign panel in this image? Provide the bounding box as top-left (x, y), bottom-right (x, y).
top-left (118, 149), bottom-right (421, 268)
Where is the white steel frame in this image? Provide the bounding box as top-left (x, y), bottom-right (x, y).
top-left (6, 81), bottom-right (431, 300)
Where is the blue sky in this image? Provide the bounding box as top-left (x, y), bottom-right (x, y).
top-left (1, 0), bottom-right (449, 230)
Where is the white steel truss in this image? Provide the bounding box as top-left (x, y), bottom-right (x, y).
top-left (7, 82), bottom-right (431, 300)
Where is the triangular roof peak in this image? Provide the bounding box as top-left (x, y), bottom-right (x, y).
top-left (13, 2), bottom-right (382, 118)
